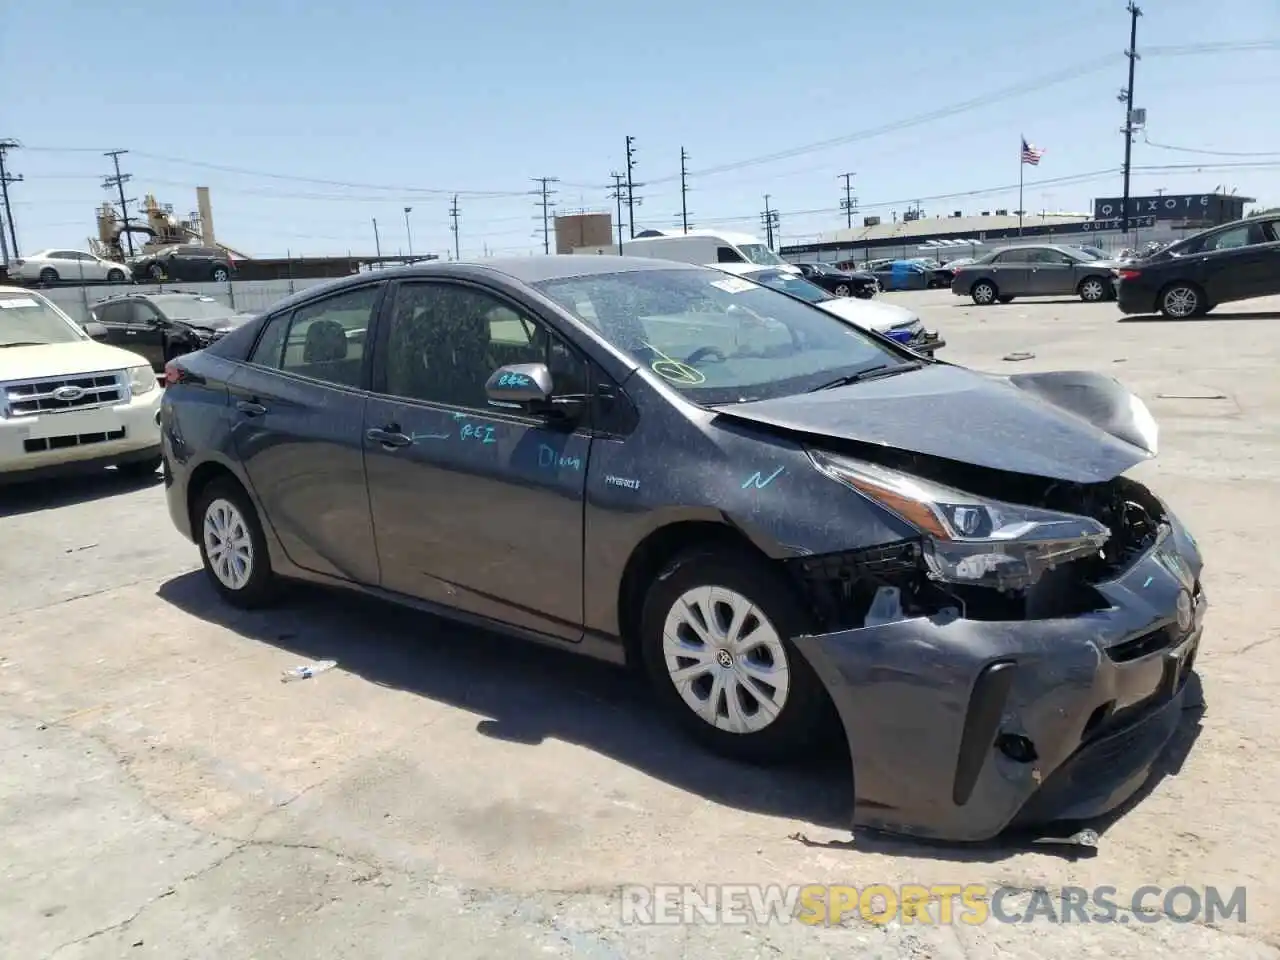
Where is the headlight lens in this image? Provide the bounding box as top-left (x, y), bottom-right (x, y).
top-left (808, 450), bottom-right (1110, 590)
top-left (126, 364), bottom-right (158, 396)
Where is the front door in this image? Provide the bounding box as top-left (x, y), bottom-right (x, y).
top-left (126, 302), bottom-right (168, 368)
top-left (228, 282), bottom-right (385, 585)
top-left (363, 279), bottom-right (591, 641)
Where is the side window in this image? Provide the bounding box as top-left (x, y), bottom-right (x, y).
top-left (1200, 223), bottom-right (1267, 252)
top-left (273, 285), bottom-right (379, 387)
top-left (249, 313), bottom-right (290, 368)
top-left (994, 249), bottom-right (1029, 263)
top-left (94, 302), bottom-right (127, 324)
top-left (382, 282), bottom-right (588, 409)
top-left (716, 246), bottom-right (746, 263)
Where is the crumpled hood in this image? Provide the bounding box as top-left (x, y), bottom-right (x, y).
top-left (714, 364), bottom-right (1157, 483)
top-left (0, 339), bottom-right (149, 382)
top-left (815, 297), bottom-right (918, 333)
top-left (183, 313), bottom-right (255, 333)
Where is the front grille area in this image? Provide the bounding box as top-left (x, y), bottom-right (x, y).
top-left (4, 373), bottom-right (124, 416)
top-left (24, 428), bottom-right (126, 454)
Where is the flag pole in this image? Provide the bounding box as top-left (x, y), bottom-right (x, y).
top-left (1018, 135), bottom-right (1024, 236)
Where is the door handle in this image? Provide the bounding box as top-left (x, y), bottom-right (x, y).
top-left (236, 400), bottom-right (267, 417)
top-left (366, 427), bottom-right (413, 449)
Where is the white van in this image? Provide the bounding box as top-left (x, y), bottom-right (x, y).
top-left (576, 229), bottom-right (800, 273)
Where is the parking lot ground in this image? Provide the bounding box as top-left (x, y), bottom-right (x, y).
top-left (3, 293), bottom-right (1279, 959)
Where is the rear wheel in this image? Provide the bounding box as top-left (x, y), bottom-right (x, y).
top-left (1159, 282), bottom-right (1206, 319)
top-left (211, 265), bottom-right (230, 282)
top-left (1078, 276), bottom-right (1109, 302)
top-left (639, 548), bottom-right (830, 764)
top-left (833, 283), bottom-right (851, 297)
top-left (149, 263), bottom-right (165, 281)
top-left (971, 280), bottom-right (997, 305)
top-left (39, 267), bottom-right (58, 284)
top-left (106, 268), bottom-right (126, 282)
top-left (193, 479), bottom-right (279, 608)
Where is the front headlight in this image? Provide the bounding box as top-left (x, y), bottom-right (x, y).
top-left (808, 450), bottom-right (1110, 591)
top-left (126, 364), bottom-right (158, 396)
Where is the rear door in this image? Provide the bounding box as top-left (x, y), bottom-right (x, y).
top-left (362, 278), bottom-right (591, 641)
top-left (989, 248), bottom-right (1033, 294)
top-left (92, 301), bottom-right (134, 348)
top-left (228, 282), bottom-right (386, 585)
top-left (1194, 221), bottom-right (1276, 304)
top-left (1026, 247), bottom-right (1075, 295)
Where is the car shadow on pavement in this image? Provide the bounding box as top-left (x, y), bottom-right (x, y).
top-left (1118, 310), bottom-right (1280, 323)
top-left (156, 571), bottom-right (1204, 864)
top-left (0, 469), bottom-right (161, 518)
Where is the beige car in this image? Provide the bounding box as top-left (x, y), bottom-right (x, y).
top-left (0, 286), bottom-right (163, 482)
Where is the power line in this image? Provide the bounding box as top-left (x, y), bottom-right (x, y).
top-left (449, 194), bottom-right (460, 260)
top-left (1141, 133), bottom-right (1280, 158)
top-left (0, 139), bottom-right (22, 259)
top-left (531, 177), bottom-right (558, 254)
top-left (103, 149), bottom-right (135, 258)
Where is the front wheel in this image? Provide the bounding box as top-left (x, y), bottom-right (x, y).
top-left (106, 269), bottom-right (126, 283)
top-left (1078, 276), bottom-right (1109, 302)
top-left (194, 479), bottom-right (279, 608)
top-left (1159, 282), bottom-right (1207, 319)
top-left (833, 283), bottom-right (851, 297)
top-left (639, 549), bottom-right (831, 764)
top-left (149, 263), bottom-right (165, 281)
top-left (211, 265), bottom-right (230, 282)
top-left (971, 280), bottom-right (997, 305)
top-left (39, 267), bottom-right (59, 284)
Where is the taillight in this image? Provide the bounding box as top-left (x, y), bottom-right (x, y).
top-left (1117, 269), bottom-right (1142, 280)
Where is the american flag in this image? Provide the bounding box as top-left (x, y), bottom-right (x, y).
top-left (1021, 138), bottom-right (1045, 165)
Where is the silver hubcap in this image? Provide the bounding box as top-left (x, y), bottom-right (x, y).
top-left (662, 586), bottom-right (790, 735)
top-left (1165, 287), bottom-right (1197, 317)
top-left (835, 285), bottom-right (850, 296)
top-left (974, 284), bottom-right (994, 303)
top-left (203, 498), bottom-right (253, 590)
top-left (1082, 280), bottom-right (1104, 300)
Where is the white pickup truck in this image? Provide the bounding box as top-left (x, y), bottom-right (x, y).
top-left (0, 286), bottom-right (164, 483)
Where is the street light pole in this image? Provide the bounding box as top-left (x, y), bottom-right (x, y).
top-left (403, 206), bottom-right (413, 259)
top-left (372, 217), bottom-right (382, 258)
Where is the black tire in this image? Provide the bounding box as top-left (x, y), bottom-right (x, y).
top-left (106, 269), bottom-right (126, 283)
top-left (639, 548), bottom-right (831, 764)
top-left (116, 455), bottom-right (161, 478)
top-left (39, 267), bottom-right (58, 284)
top-left (833, 283), bottom-right (851, 297)
top-left (997, 295), bottom-right (1015, 303)
top-left (971, 280), bottom-right (997, 305)
top-left (211, 265), bottom-right (230, 282)
top-left (149, 263), bottom-right (165, 281)
top-left (1158, 282), bottom-right (1208, 319)
top-left (192, 478), bottom-right (279, 609)
top-left (1078, 275), bottom-right (1109, 303)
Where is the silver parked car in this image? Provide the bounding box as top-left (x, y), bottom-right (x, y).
top-left (949, 244), bottom-right (1122, 305)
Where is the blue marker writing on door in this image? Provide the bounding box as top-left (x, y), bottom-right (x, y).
top-left (742, 466), bottom-right (785, 489)
top-left (460, 423), bottom-right (497, 444)
top-left (538, 443), bottom-right (582, 471)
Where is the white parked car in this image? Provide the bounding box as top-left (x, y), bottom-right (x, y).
top-left (0, 286), bottom-right (163, 482)
top-left (707, 263), bottom-right (945, 354)
top-left (8, 249), bottom-right (131, 285)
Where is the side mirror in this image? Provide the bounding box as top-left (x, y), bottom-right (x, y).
top-left (485, 362), bottom-right (554, 408)
top-left (83, 321), bottom-right (109, 341)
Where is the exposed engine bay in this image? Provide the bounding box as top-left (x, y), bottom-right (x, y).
top-left (788, 444), bottom-right (1166, 631)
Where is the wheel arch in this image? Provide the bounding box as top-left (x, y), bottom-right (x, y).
top-left (970, 276), bottom-right (998, 295)
top-left (186, 459), bottom-right (248, 536)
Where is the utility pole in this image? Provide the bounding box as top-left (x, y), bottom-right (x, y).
top-left (838, 172), bottom-right (857, 230)
top-left (1120, 1), bottom-right (1143, 235)
top-left (679, 147), bottom-right (691, 234)
top-left (532, 177), bottom-right (559, 254)
top-left (760, 195), bottom-right (779, 249)
top-left (448, 194), bottom-right (461, 260)
top-left (608, 172), bottom-right (626, 254)
top-left (103, 149), bottom-right (135, 259)
top-left (404, 206), bottom-right (413, 258)
top-left (372, 217), bottom-right (382, 258)
top-left (624, 136), bottom-right (639, 238)
top-left (0, 139), bottom-right (21, 260)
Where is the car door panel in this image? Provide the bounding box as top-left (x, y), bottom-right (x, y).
top-left (93, 302), bottom-right (133, 349)
top-left (129, 303), bottom-right (168, 368)
top-left (362, 278), bottom-right (590, 640)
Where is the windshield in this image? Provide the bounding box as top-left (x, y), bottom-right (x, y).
top-left (1077, 246), bottom-right (1108, 260)
top-left (534, 267), bottom-right (907, 404)
top-left (740, 269), bottom-right (833, 304)
top-left (151, 296), bottom-right (238, 321)
top-left (737, 243), bottom-right (788, 267)
top-left (0, 292), bottom-right (86, 347)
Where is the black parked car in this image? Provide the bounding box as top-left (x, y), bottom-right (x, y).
top-left (1115, 216), bottom-right (1280, 318)
top-left (160, 256), bottom-right (1206, 842)
top-left (88, 292), bottom-right (256, 371)
top-left (794, 262), bottom-right (877, 298)
top-left (131, 245), bottom-right (236, 283)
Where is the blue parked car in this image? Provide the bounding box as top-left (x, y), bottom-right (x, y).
top-left (872, 260), bottom-right (932, 292)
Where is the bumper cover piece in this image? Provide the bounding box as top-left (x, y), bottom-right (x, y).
top-left (793, 511), bottom-right (1204, 842)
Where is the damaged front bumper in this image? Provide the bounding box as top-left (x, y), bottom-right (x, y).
top-left (793, 511), bottom-right (1205, 843)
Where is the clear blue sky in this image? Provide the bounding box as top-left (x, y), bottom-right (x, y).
top-left (3, 0), bottom-right (1278, 259)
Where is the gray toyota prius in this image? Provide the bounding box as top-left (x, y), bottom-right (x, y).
top-left (159, 256), bottom-right (1206, 842)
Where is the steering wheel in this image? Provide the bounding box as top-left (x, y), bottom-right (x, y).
top-left (684, 346), bottom-right (727, 365)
